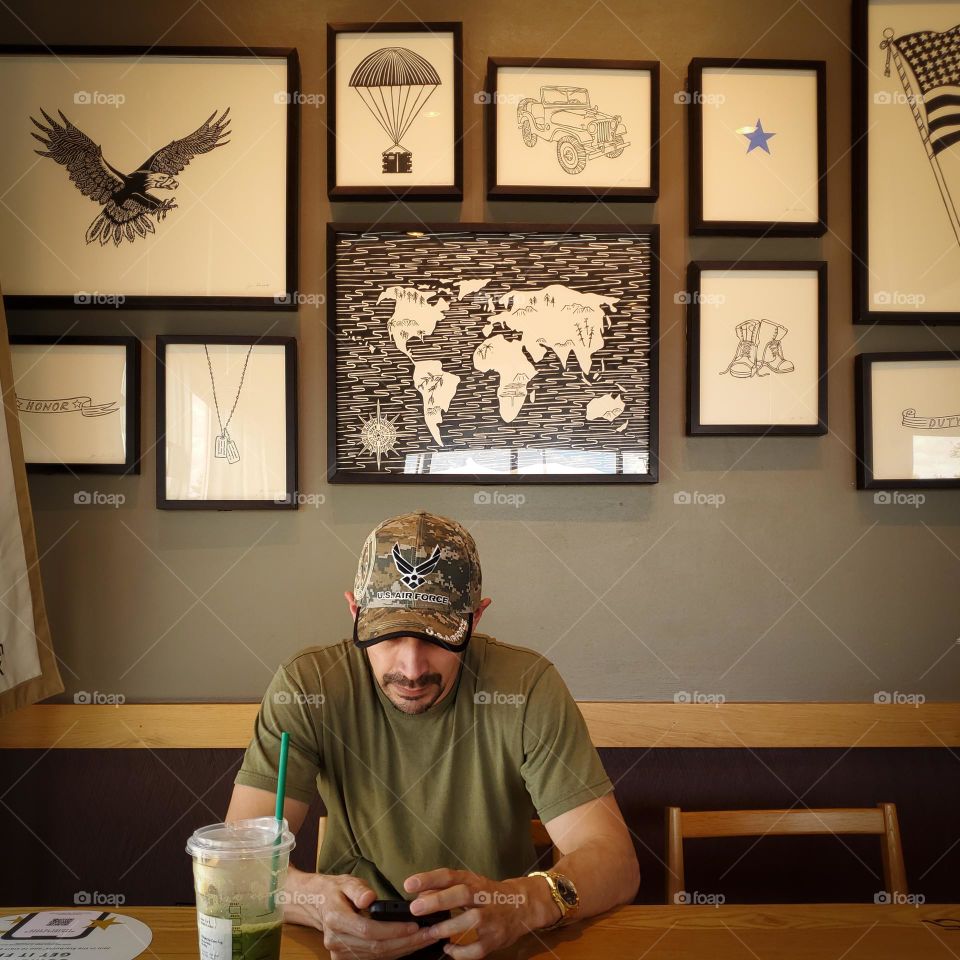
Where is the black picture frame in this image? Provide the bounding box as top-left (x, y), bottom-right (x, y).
top-left (0, 44), bottom-right (300, 311)
top-left (326, 222), bottom-right (660, 485)
top-left (851, 1), bottom-right (960, 324)
top-left (856, 351), bottom-right (960, 490)
top-left (326, 22), bottom-right (463, 201)
top-left (9, 335), bottom-right (141, 474)
top-left (156, 335), bottom-right (298, 510)
top-left (485, 57), bottom-right (660, 202)
top-left (687, 57), bottom-right (827, 237)
top-left (686, 260), bottom-right (828, 436)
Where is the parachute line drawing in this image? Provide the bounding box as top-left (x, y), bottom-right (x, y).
top-left (348, 47), bottom-right (441, 173)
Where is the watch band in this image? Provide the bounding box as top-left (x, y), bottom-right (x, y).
top-left (527, 870), bottom-right (579, 930)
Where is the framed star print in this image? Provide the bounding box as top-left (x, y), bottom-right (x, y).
top-left (485, 57), bottom-right (659, 201)
top-left (853, 0), bottom-right (960, 324)
top-left (9, 336), bottom-right (140, 474)
top-left (856, 352), bottom-right (960, 488)
top-left (156, 336), bottom-right (298, 509)
top-left (687, 58), bottom-right (827, 236)
top-left (327, 23), bottom-right (463, 200)
top-left (326, 223), bottom-right (660, 484)
top-left (0, 45), bottom-right (299, 309)
top-left (686, 261), bottom-right (828, 435)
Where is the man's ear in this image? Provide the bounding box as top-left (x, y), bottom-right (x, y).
top-left (344, 590), bottom-right (359, 620)
top-left (473, 597), bottom-right (492, 625)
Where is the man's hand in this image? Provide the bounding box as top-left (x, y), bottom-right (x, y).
top-left (404, 868), bottom-right (560, 959)
top-left (282, 869), bottom-right (440, 960)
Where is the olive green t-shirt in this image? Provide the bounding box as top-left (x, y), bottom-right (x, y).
top-left (234, 631), bottom-right (613, 899)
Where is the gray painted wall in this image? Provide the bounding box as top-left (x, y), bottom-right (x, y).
top-left (5, 0), bottom-right (959, 703)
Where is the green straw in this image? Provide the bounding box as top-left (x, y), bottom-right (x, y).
top-left (268, 731), bottom-right (290, 913)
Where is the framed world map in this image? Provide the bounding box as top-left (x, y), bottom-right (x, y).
top-left (326, 223), bottom-right (660, 483)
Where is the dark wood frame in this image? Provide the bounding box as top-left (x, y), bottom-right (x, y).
top-left (326, 22), bottom-right (463, 201)
top-left (686, 261), bottom-right (828, 436)
top-left (855, 351), bottom-right (960, 489)
top-left (851, 1), bottom-right (960, 324)
top-left (687, 58), bottom-right (827, 237)
top-left (156, 335), bottom-right (298, 509)
top-left (325, 222), bottom-right (660, 484)
top-left (485, 57), bottom-right (660, 202)
top-left (0, 45), bottom-right (300, 311)
top-left (9, 335), bottom-right (141, 474)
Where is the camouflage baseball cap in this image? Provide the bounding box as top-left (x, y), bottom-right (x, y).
top-left (352, 510), bottom-right (481, 652)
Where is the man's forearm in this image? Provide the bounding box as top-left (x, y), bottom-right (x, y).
top-left (281, 864), bottom-right (327, 927)
top-left (510, 837), bottom-right (640, 930)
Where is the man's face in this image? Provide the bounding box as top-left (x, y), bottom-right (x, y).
top-left (365, 635), bottom-right (463, 715)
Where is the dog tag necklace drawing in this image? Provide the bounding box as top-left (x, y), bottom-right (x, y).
top-left (205, 344), bottom-right (253, 464)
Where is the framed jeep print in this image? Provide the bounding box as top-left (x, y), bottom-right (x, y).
top-left (486, 58), bottom-right (659, 201)
top-left (688, 58), bottom-right (827, 236)
top-left (852, 0), bottom-right (960, 323)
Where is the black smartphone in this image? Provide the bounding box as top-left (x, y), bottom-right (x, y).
top-left (368, 900), bottom-right (451, 960)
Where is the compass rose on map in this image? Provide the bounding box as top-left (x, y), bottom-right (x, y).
top-left (358, 399), bottom-right (401, 467)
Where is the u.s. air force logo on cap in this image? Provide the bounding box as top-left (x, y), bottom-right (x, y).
top-left (392, 543), bottom-right (441, 590)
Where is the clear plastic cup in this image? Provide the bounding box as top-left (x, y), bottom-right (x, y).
top-left (186, 816), bottom-right (296, 960)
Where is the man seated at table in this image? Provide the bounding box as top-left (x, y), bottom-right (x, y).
top-left (226, 510), bottom-right (640, 960)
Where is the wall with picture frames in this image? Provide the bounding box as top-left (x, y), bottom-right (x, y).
top-left (1, 0), bottom-right (959, 703)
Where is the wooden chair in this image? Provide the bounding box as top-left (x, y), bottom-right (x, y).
top-left (664, 803), bottom-right (907, 904)
top-left (317, 816), bottom-right (559, 866)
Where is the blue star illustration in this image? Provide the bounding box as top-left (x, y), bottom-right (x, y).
top-left (744, 118), bottom-right (776, 154)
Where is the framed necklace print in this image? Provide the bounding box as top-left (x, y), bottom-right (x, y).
top-left (9, 336), bottom-right (140, 474)
top-left (686, 261), bottom-right (827, 436)
top-left (327, 23), bottom-right (462, 200)
top-left (0, 45), bottom-right (299, 309)
top-left (688, 58), bottom-right (827, 236)
top-left (156, 336), bottom-right (298, 509)
top-left (485, 57), bottom-right (659, 201)
top-left (326, 223), bottom-right (659, 484)
top-left (852, 0), bottom-right (960, 323)
top-left (856, 352), bottom-right (960, 488)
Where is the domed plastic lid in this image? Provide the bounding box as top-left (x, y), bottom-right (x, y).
top-left (186, 816), bottom-right (296, 861)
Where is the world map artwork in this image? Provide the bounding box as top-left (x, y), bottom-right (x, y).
top-left (330, 228), bottom-right (658, 479)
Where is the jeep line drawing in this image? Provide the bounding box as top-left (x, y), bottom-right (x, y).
top-left (517, 86), bottom-right (629, 174)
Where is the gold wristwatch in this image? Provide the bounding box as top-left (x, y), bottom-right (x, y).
top-left (527, 870), bottom-right (580, 930)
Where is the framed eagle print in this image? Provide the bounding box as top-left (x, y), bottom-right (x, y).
top-left (156, 336), bottom-right (298, 509)
top-left (853, 1), bottom-right (960, 323)
top-left (0, 46), bottom-right (299, 309)
top-left (485, 57), bottom-right (659, 201)
top-left (327, 23), bottom-right (462, 200)
top-left (688, 58), bottom-right (827, 236)
top-left (856, 352), bottom-right (960, 488)
top-left (326, 223), bottom-right (659, 484)
top-left (9, 336), bottom-right (140, 474)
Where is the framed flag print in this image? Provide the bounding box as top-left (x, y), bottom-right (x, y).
top-left (327, 23), bottom-right (462, 200)
top-left (853, 0), bottom-right (960, 323)
top-left (326, 223), bottom-right (659, 484)
top-left (0, 45), bottom-right (299, 310)
top-left (156, 336), bottom-right (298, 509)
top-left (856, 352), bottom-right (960, 488)
top-left (485, 57), bottom-right (659, 201)
top-left (688, 58), bottom-right (827, 236)
top-left (9, 336), bottom-right (140, 474)
top-left (686, 261), bottom-right (827, 436)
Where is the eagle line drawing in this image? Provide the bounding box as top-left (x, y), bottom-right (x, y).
top-left (29, 106), bottom-right (231, 246)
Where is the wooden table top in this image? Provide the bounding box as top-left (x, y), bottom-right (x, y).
top-left (5, 904), bottom-right (960, 958)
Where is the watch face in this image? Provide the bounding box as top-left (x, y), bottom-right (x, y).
top-left (555, 875), bottom-right (578, 907)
